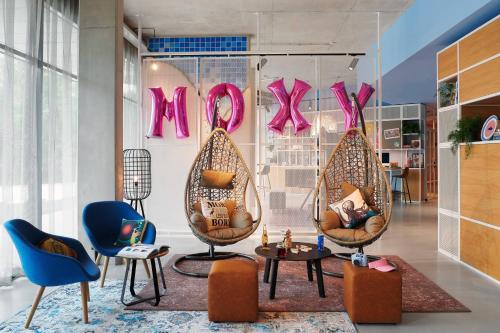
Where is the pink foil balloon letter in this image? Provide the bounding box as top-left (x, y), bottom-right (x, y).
top-left (267, 78), bottom-right (311, 135)
top-left (205, 83), bottom-right (245, 133)
top-left (330, 81), bottom-right (374, 131)
top-left (147, 87), bottom-right (189, 139)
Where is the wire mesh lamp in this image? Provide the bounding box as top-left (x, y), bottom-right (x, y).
top-left (123, 149), bottom-right (152, 217)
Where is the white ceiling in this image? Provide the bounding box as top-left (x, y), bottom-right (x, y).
top-left (124, 0), bottom-right (414, 88)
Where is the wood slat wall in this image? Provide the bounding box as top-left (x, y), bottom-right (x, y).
top-left (460, 56), bottom-right (500, 103)
top-left (460, 144), bottom-right (500, 228)
top-left (460, 219), bottom-right (500, 281)
top-left (459, 18), bottom-right (500, 70)
top-left (437, 44), bottom-right (457, 80)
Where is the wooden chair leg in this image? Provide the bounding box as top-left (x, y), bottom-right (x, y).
top-left (85, 282), bottom-right (90, 302)
top-left (142, 259), bottom-right (152, 279)
top-left (406, 178), bottom-right (412, 203)
top-left (95, 253), bottom-right (102, 265)
top-left (100, 256), bottom-right (110, 288)
top-left (80, 282), bottom-right (89, 324)
top-left (25, 286), bottom-right (45, 329)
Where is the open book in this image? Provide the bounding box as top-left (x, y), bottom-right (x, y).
top-left (117, 244), bottom-right (169, 259)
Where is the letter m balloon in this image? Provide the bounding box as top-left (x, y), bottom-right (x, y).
top-left (147, 87), bottom-right (189, 139)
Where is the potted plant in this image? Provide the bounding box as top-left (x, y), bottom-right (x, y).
top-left (448, 116), bottom-right (483, 158)
top-left (438, 82), bottom-right (456, 107)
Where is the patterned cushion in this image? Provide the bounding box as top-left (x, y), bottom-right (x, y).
top-left (201, 199), bottom-right (231, 231)
top-left (115, 219), bottom-right (148, 246)
top-left (341, 182), bottom-right (377, 209)
top-left (330, 189), bottom-right (371, 228)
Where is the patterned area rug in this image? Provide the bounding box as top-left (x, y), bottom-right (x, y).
top-left (0, 280), bottom-right (356, 333)
top-left (127, 255), bottom-right (470, 313)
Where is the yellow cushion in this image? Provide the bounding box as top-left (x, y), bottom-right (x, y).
top-left (341, 182), bottom-right (376, 208)
top-left (207, 226), bottom-right (253, 240)
top-left (365, 215), bottom-right (385, 235)
top-left (231, 212), bottom-right (253, 229)
top-left (38, 237), bottom-right (77, 258)
top-left (324, 228), bottom-right (371, 242)
top-left (224, 200), bottom-right (237, 219)
top-left (190, 212), bottom-right (207, 233)
top-left (319, 210), bottom-right (341, 231)
top-left (201, 170), bottom-right (235, 189)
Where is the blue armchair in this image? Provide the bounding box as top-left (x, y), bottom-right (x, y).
top-left (82, 201), bottom-right (156, 287)
top-left (4, 219), bottom-right (100, 328)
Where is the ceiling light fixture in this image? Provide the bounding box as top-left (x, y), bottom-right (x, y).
top-left (151, 62), bottom-right (159, 71)
top-left (348, 57), bottom-right (359, 71)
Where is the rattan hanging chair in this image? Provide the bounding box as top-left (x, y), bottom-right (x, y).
top-left (172, 127), bottom-right (262, 277)
top-left (311, 125), bottom-right (392, 276)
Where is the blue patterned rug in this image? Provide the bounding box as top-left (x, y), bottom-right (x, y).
top-left (0, 280), bottom-right (356, 332)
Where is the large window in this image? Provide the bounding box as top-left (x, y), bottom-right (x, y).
top-left (0, 0), bottom-right (78, 285)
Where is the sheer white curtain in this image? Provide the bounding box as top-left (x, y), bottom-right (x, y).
top-left (41, 0), bottom-right (78, 237)
top-left (0, 0), bottom-right (78, 286)
top-left (123, 39), bottom-right (139, 149)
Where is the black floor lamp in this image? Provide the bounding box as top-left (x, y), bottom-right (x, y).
top-left (123, 149), bottom-right (152, 217)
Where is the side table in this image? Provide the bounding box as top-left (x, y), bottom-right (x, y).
top-left (120, 248), bottom-right (168, 306)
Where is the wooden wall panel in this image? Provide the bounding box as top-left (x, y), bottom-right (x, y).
top-left (460, 219), bottom-right (500, 281)
top-left (460, 144), bottom-right (500, 227)
top-left (437, 44), bottom-right (457, 80)
top-left (459, 18), bottom-right (500, 70)
top-left (460, 57), bottom-right (500, 103)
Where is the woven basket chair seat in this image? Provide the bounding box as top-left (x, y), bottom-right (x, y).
top-left (185, 128), bottom-right (261, 247)
top-left (312, 128), bottom-right (392, 248)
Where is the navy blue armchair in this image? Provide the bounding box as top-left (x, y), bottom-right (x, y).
top-left (4, 219), bottom-right (99, 328)
top-left (82, 201), bottom-right (156, 287)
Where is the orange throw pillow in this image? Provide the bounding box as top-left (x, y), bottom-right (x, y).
top-left (38, 237), bottom-right (77, 258)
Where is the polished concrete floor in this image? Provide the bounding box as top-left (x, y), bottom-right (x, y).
top-left (1, 200), bottom-right (499, 332)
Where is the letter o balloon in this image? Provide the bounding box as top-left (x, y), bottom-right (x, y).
top-left (205, 83), bottom-right (245, 133)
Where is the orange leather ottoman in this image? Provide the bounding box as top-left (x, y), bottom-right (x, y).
top-left (343, 261), bottom-right (402, 324)
top-left (208, 259), bottom-right (258, 322)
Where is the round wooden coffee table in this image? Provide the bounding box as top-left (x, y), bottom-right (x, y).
top-left (255, 242), bottom-right (331, 299)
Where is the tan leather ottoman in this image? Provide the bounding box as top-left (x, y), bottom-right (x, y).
top-left (208, 259), bottom-right (258, 322)
top-left (343, 261), bottom-right (402, 324)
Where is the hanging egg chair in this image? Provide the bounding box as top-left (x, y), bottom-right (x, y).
top-left (172, 104), bottom-right (261, 277)
top-left (311, 97), bottom-right (392, 277)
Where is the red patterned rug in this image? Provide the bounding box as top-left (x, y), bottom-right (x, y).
top-left (126, 255), bottom-right (469, 313)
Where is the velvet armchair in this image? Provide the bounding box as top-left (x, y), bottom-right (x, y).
top-left (4, 219), bottom-right (100, 328)
top-left (82, 201), bottom-right (156, 287)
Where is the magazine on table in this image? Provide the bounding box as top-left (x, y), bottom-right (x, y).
top-left (117, 243), bottom-right (169, 259)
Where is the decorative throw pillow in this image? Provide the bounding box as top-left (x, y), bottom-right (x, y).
top-left (115, 219), bottom-right (148, 246)
top-left (38, 237), bottom-right (77, 258)
top-left (341, 182), bottom-right (377, 209)
top-left (201, 199), bottom-right (231, 231)
top-left (200, 170), bottom-right (235, 189)
top-left (330, 189), bottom-right (372, 228)
top-left (319, 210), bottom-right (341, 231)
top-left (231, 211), bottom-right (253, 229)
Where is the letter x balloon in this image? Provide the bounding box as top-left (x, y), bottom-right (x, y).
top-left (267, 78), bottom-right (312, 135)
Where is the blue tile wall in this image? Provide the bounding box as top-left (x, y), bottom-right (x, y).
top-left (148, 36), bottom-right (248, 53)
